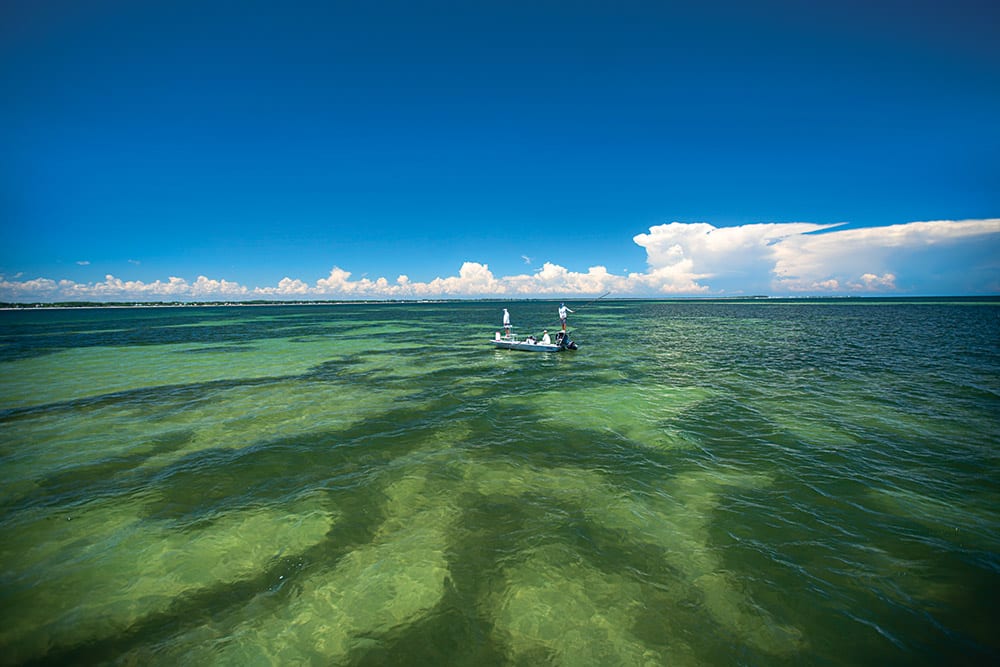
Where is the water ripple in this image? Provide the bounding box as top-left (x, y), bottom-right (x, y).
top-left (1, 300), bottom-right (998, 665)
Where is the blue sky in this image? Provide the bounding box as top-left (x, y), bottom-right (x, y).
top-left (2, 0), bottom-right (998, 300)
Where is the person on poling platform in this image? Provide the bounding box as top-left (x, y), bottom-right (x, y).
top-left (502, 308), bottom-right (511, 337)
top-left (558, 303), bottom-right (574, 331)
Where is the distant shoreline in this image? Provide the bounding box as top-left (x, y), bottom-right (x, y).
top-left (3, 295), bottom-right (998, 310)
top-left (1, 300), bottom-right (381, 310)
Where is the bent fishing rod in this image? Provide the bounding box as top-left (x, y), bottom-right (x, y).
top-left (552, 292), bottom-right (611, 330)
top-left (578, 291), bottom-right (611, 309)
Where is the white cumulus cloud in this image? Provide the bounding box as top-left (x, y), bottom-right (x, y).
top-left (2, 219), bottom-right (997, 302)
top-left (770, 218), bottom-right (1000, 293)
top-left (634, 218), bottom-right (1000, 295)
top-left (633, 221), bottom-right (840, 294)
top-left (0, 274), bottom-right (249, 301)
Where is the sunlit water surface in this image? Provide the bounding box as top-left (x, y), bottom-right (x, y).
top-left (1, 299), bottom-right (997, 665)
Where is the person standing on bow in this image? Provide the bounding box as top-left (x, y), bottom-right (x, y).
top-left (558, 303), bottom-right (574, 331)
top-left (502, 308), bottom-right (512, 337)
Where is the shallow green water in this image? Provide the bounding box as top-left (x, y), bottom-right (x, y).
top-left (1, 299), bottom-right (998, 665)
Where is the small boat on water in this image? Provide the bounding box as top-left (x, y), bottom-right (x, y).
top-left (490, 330), bottom-right (578, 352)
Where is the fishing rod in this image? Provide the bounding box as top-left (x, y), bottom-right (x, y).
top-left (557, 291), bottom-right (610, 321)
top-left (579, 291), bottom-right (611, 309)
top-left (551, 291), bottom-right (611, 333)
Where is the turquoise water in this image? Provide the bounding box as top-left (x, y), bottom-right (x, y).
top-left (1, 299), bottom-right (998, 665)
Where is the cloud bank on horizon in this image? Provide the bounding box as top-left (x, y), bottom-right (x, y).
top-left (3, 219), bottom-right (998, 302)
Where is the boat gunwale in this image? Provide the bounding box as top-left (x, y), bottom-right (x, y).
top-left (489, 336), bottom-right (563, 352)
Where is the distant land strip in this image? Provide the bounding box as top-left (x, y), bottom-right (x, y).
top-left (3, 296), bottom-right (998, 310)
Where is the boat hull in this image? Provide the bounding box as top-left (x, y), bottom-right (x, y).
top-left (489, 339), bottom-right (562, 352)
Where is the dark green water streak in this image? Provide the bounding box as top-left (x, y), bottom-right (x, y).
top-left (1, 299), bottom-right (997, 665)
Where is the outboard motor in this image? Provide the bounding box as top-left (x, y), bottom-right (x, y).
top-left (556, 331), bottom-right (578, 350)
